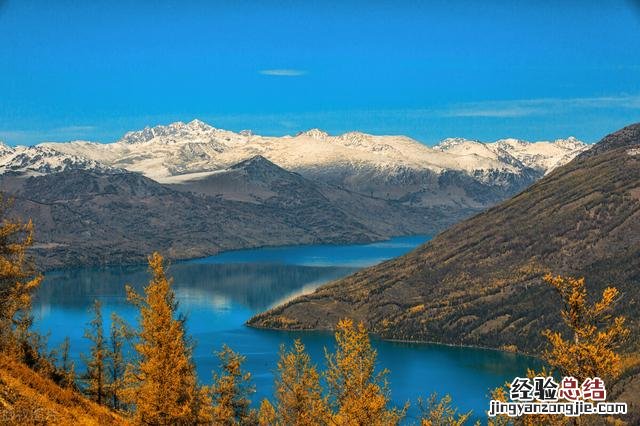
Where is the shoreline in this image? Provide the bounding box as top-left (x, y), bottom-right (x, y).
top-left (245, 322), bottom-right (542, 360)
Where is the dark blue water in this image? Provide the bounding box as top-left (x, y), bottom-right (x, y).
top-left (33, 236), bottom-right (538, 423)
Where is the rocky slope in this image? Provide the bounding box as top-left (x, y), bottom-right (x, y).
top-left (1, 157), bottom-right (452, 270)
top-left (249, 123), bottom-right (640, 357)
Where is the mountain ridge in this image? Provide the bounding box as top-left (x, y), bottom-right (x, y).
top-left (248, 123), bottom-right (640, 356)
top-left (1, 156), bottom-right (456, 270)
top-left (2, 121), bottom-right (588, 210)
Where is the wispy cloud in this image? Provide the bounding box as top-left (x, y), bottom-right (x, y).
top-left (55, 125), bottom-right (96, 132)
top-left (443, 94), bottom-right (640, 118)
top-left (444, 105), bottom-right (540, 118)
top-left (259, 69), bottom-right (307, 77)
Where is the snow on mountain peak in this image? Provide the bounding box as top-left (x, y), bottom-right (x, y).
top-left (552, 136), bottom-right (586, 150)
top-left (118, 120), bottom-right (221, 145)
top-left (337, 131), bottom-right (373, 143)
top-left (489, 136), bottom-right (588, 173)
top-left (0, 145), bottom-right (119, 175)
top-left (185, 119), bottom-right (216, 132)
top-left (0, 120), bottom-right (591, 186)
top-left (493, 138), bottom-right (528, 147)
top-left (0, 141), bottom-right (14, 157)
top-left (434, 138), bottom-right (483, 151)
top-left (297, 129), bottom-right (329, 139)
top-left (433, 136), bottom-right (589, 174)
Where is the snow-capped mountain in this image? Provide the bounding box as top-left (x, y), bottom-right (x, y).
top-left (0, 144), bottom-right (119, 175)
top-left (0, 121), bottom-right (593, 268)
top-left (0, 142), bottom-right (13, 157)
top-left (488, 137), bottom-right (589, 173)
top-left (433, 136), bottom-right (589, 174)
top-left (1, 120), bottom-right (589, 209)
top-left (36, 119), bottom-right (588, 179)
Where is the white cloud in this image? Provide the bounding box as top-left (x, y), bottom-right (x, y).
top-left (259, 69), bottom-right (307, 77)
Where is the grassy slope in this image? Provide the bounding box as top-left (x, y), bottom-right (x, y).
top-left (0, 354), bottom-right (129, 425)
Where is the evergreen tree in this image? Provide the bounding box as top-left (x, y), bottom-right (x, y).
top-left (325, 318), bottom-right (406, 426)
top-left (82, 299), bottom-right (107, 405)
top-left (124, 252), bottom-right (208, 424)
top-left (210, 344), bottom-right (258, 425)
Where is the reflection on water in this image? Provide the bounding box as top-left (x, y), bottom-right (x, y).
top-left (36, 262), bottom-right (356, 311)
top-left (33, 236), bottom-right (539, 422)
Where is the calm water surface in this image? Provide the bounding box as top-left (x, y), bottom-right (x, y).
top-left (33, 236), bottom-right (538, 422)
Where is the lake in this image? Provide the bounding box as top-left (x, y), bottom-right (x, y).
top-left (33, 236), bottom-right (539, 423)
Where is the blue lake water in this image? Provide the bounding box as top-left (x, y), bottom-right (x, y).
top-left (33, 235), bottom-right (539, 423)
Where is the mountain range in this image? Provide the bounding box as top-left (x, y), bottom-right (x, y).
top-left (249, 123), bottom-right (640, 357)
top-left (1, 156), bottom-right (457, 270)
top-left (0, 120), bottom-right (589, 269)
top-left (1, 120), bottom-right (587, 209)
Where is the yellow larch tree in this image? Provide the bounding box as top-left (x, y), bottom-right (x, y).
top-left (259, 339), bottom-right (330, 425)
top-left (107, 312), bottom-right (131, 411)
top-left (418, 393), bottom-right (471, 426)
top-left (258, 399), bottom-right (277, 426)
top-left (210, 344), bottom-right (258, 425)
top-left (489, 274), bottom-right (630, 426)
top-left (58, 336), bottom-right (76, 389)
top-left (0, 194), bottom-right (42, 357)
top-left (82, 299), bottom-right (107, 405)
top-left (124, 252), bottom-right (210, 424)
top-left (325, 318), bottom-right (407, 426)
top-left (542, 274), bottom-right (629, 382)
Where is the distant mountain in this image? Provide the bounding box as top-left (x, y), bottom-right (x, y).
top-left (0, 141), bottom-right (13, 157)
top-left (434, 136), bottom-right (588, 174)
top-left (20, 119), bottom-right (589, 211)
top-left (166, 155), bottom-right (467, 238)
top-left (0, 121), bottom-right (591, 269)
top-left (0, 144), bottom-right (118, 175)
top-left (1, 157), bottom-right (453, 270)
top-left (249, 123), bottom-right (640, 357)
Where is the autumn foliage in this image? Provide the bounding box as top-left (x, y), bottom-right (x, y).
top-left (0, 195), bottom-right (42, 357)
top-left (123, 252), bottom-right (208, 424)
top-left (82, 300), bottom-right (107, 405)
top-left (210, 345), bottom-right (257, 425)
top-left (258, 339), bottom-right (329, 425)
top-left (542, 274), bottom-right (629, 382)
top-left (326, 319), bottom-right (407, 425)
top-left (489, 274), bottom-right (630, 426)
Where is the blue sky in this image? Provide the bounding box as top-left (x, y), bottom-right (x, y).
top-left (1, 0), bottom-right (639, 146)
